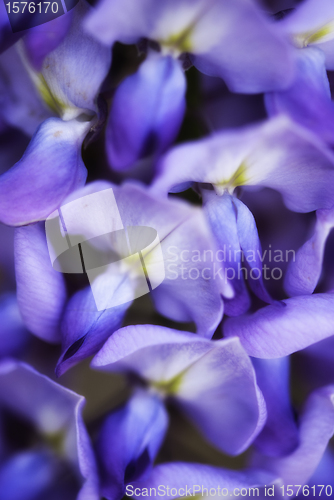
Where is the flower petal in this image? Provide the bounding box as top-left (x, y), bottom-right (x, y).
top-left (85, 0), bottom-right (294, 93)
top-left (23, 11), bottom-right (74, 71)
top-left (284, 208), bottom-right (334, 296)
top-left (265, 47), bottom-right (334, 145)
top-left (15, 222), bottom-right (67, 343)
top-left (27, 1), bottom-right (111, 120)
top-left (92, 325), bottom-right (266, 455)
top-left (61, 181), bottom-right (224, 338)
top-left (278, 0), bottom-right (334, 49)
top-left (106, 54), bottom-right (186, 171)
top-left (251, 385), bottom-right (334, 486)
top-left (234, 196), bottom-right (275, 306)
top-left (224, 292), bottom-right (334, 358)
top-left (252, 358), bottom-right (299, 457)
top-left (97, 389), bottom-right (168, 500)
top-left (0, 117), bottom-right (88, 226)
top-left (0, 293), bottom-right (29, 356)
top-left (56, 286), bottom-right (130, 377)
top-left (154, 116), bottom-right (334, 213)
top-left (0, 451), bottom-right (59, 500)
top-left (0, 44), bottom-right (52, 136)
top-left (190, 0), bottom-right (295, 93)
top-left (203, 190), bottom-right (251, 316)
top-left (0, 360), bottom-right (99, 499)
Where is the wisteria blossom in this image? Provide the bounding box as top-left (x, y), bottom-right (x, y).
top-left (1, 0), bottom-right (334, 498)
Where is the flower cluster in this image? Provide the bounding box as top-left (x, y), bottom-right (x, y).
top-left (1, 0), bottom-right (334, 498)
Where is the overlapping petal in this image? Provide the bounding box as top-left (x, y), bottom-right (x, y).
top-left (252, 358), bottom-right (299, 457)
top-left (85, 0), bottom-right (294, 93)
top-left (0, 44), bottom-right (53, 136)
top-left (265, 47), bottom-right (334, 145)
top-left (284, 207), bottom-right (334, 296)
top-left (56, 286), bottom-right (129, 377)
top-left (23, 12), bottom-right (74, 71)
top-left (0, 451), bottom-right (59, 500)
top-left (97, 389), bottom-right (168, 500)
top-left (203, 190), bottom-right (273, 316)
top-left (224, 292), bottom-right (334, 358)
top-left (154, 116), bottom-right (334, 213)
top-left (106, 53), bottom-right (186, 171)
top-left (92, 325), bottom-right (266, 455)
top-left (0, 293), bottom-right (29, 356)
top-left (251, 386), bottom-right (334, 488)
top-left (0, 117), bottom-right (88, 226)
top-left (278, 0), bottom-right (334, 51)
top-left (23, 0), bottom-right (111, 121)
top-left (58, 181), bottom-right (225, 349)
top-left (15, 222), bottom-right (67, 343)
top-left (0, 360), bottom-right (99, 499)
top-left (189, 0), bottom-right (295, 93)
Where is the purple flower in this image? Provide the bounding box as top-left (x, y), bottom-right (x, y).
top-left (252, 357), bottom-right (299, 457)
top-left (224, 292), bottom-right (334, 358)
top-left (0, 1), bottom-right (111, 226)
top-left (265, 48), bottom-right (334, 145)
top-left (14, 180), bottom-right (226, 373)
top-left (15, 222), bottom-right (67, 343)
top-left (92, 324), bottom-right (266, 456)
top-left (83, 0), bottom-right (295, 171)
top-left (0, 294), bottom-right (29, 357)
top-left (85, 0), bottom-right (295, 94)
top-left (153, 116), bottom-right (334, 213)
top-left (0, 359), bottom-right (99, 499)
top-left (251, 385), bottom-right (334, 489)
top-left (152, 116), bottom-right (334, 312)
top-left (285, 206), bottom-right (334, 296)
top-left (106, 52), bottom-right (186, 171)
top-left (96, 388), bottom-right (168, 500)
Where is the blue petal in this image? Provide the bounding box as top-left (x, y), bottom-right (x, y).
top-left (85, 0), bottom-right (295, 93)
top-left (23, 11), bottom-right (74, 71)
top-left (56, 286), bottom-right (129, 376)
top-left (15, 222), bottom-right (67, 343)
top-left (234, 196), bottom-right (275, 306)
top-left (0, 451), bottom-right (58, 500)
top-left (224, 292), bottom-right (334, 358)
top-left (154, 116), bottom-right (334, 213)
top-left (251, 385), bottom-right (334, 486)
top-left (97, 389), bottom-right (168, 500)
top-left (284, 207), bottom-right (334, 296)
top-left (0, 360), bottom-right (99, 499)
top-left (92, 325), bottom-right (266, 456)
top-left (0, 293), bottom-right (29, 357)
top-left (0, 117), bottom-right (88, 226)
top-left (106, 54), bottom-right (186, 171)
top-left (265, 47), bottom-right (334, 145)
top-left (253, 357), bottom-right (299, 457)
top-left (190, 0), bottom-right (295, 93)
top-left (203, 190), bottom-right (250, 316)
top-left (0, 45), bottom-right (53, 136)
top-left (203, 191), bottom-right (274, 315)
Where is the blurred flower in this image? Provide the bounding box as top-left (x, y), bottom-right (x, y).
top-left (0, 0), bottom-right (111, 226)
top-left (266, 0), bottom-right (334, 144)
top-left (92, 325), bottom-right (266, 456)
top-left (0, 360), bottom-right (98, 499)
